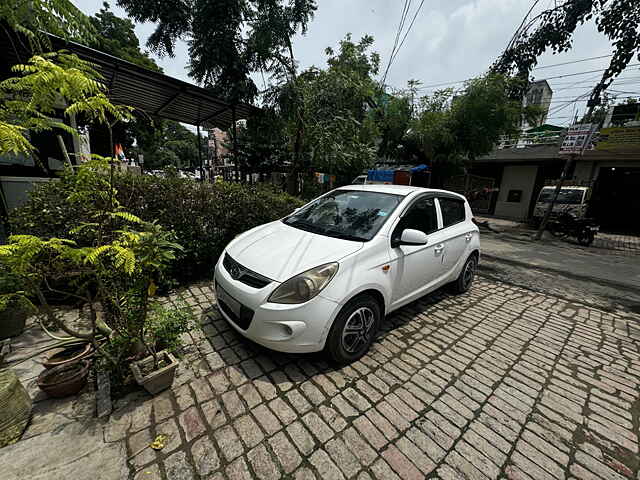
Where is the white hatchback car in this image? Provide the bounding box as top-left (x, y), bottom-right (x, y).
top-left (214, 185), bottom-right (480, 364)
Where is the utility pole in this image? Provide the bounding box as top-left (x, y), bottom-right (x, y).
top-left (534, 153), bottom-right (575, 240)
top-left (534, 94), bottom-right (601, 240)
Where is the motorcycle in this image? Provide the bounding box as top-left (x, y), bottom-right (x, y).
top-left (547, 210), bottom-right (599, 246)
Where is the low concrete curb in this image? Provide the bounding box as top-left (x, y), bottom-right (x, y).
top-left (481, 252), bottom-right (640, 294)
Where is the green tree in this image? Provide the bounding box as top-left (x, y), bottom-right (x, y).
top-left (493, 0), bottom-right (640, 104)
top-left (229, 108), bottom-right (288, 176)
top-left (277, 34), bottom-right (381, 183)
top-left (88, 2), bottom-right (161, 72)
top-left (407, 74), bottom-right (531, 187)
top-left (82, 3), bottom-right (200, 169)
top-left (374, 91), bottom-right (412, 160)
top-left (1, 0), bottom-right (93, 53)
top-left (0, 52), bottom-right (132, 159)
top-left (116, 0), bottom-right (317, 103)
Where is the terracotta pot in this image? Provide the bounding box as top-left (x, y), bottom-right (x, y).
top-left (0, 305), bottom-right (28, 340)
top-left (130, 350), bottom-right (178, 395)
top-left (37, 360), bottom-right (90, 398)
top-left (42, 342), bottom-right (94, 369)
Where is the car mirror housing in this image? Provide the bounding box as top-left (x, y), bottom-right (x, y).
top-left (392, 228), bottom-right (428, 247)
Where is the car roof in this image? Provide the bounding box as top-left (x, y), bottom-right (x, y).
top-left (337, 184), bottom-right (466, 199)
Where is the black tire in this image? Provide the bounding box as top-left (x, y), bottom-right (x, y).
top-left (450, 254), bottom-right (477, 294)
top-left (577, 230), bottom-right (594, 246)
top-left (325, 294), bottom-right (382, 365)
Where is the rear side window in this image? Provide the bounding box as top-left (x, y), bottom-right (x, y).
top-left (439, 198), bottom-right (466, 227)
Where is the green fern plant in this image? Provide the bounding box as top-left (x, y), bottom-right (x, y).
top-left (0, 52), bottom-right (133, 159)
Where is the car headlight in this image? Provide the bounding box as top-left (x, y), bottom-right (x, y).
top-left (268, 263), bottom-right (339, 304)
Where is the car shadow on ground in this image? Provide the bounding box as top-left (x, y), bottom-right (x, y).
top-left (197, 284), bottom-right (456, 391)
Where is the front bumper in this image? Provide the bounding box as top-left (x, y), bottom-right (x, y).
top-left (213, 259), bottom-right (340, 353)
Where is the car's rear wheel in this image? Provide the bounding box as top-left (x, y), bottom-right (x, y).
top-left (450, 254), bottom-right (477, 294)
top-left (325, 294), bottom-right (381, 365)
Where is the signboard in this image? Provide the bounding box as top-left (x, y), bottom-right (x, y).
top-left (559, 124), bottom-right (596, 155)
top-left (595, 127), bottom-right (640, 152)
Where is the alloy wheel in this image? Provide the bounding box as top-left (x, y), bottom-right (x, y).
top-left (463, 258), bottom-right (476, 289)
top-left (341, 306), bottom-right (375, 354)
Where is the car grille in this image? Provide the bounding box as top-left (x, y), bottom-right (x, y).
top-left (222, 254), bottom-right (272, 289)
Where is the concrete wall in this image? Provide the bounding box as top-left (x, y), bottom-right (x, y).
top-left (0, 176), bottom-right (55, 211)
top-left (494, 165), bottom-right (539, 220)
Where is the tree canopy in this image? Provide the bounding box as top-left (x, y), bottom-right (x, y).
top-left (83, 3), bottom-right (200, 169)
top-left (492, 0), bottom-right (640, 104)
top-left (0, 0), bottom-right (94, 51)
top-left (88, 2), bottom-right (161, 72)
top-left (116, 0), bottom-right (317, 103)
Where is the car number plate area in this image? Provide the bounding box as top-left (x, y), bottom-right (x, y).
top-left (216, 284), bottom-right (242, 317)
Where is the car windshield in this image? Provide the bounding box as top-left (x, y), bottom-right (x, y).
top-left (283, 190), bottom-right (402, 241)
top-left (538, 188), bottom-right (584, 205)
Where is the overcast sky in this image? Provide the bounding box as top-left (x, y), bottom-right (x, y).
top-left (75, 0), bottom-right (640, 126)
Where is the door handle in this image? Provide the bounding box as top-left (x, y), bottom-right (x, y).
top-left (465, 233), bottom-right (473, 242)
top-left (434, 244), bottom-right (444, 253)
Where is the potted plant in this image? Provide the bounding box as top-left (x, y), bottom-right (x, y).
top-left (0, 268), bottom-right (34, 340)
top-left (130, 350), bottom-right (179, 395)
top-left (0, 52), bottom-right (199, 399)
top-left (129, 303), bottom-right (195, 395)
top-left (0, 296), bottom-right (32, 341)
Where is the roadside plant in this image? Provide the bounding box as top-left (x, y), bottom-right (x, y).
top-left (0, 52), bottom-right (133, 161)
top-left (0, 51), bottom-right (194, 390)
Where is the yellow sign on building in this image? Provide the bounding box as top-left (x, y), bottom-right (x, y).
top-left (596, 127), bottom-right (640, 152)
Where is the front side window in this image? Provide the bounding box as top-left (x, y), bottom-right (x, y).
top-left (283, 190), bottom-right (402, 241)
top-left (395, 197), bottom-right (438, 236)
top-left (439, 198), bottom-right (466, 227)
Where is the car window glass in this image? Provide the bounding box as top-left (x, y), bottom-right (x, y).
top-left (439, 198), bottom-right (465, 227)
top-left (283, 190), bottom-right (402, 241)
top-left (397, 197), bottom-right (438, 235)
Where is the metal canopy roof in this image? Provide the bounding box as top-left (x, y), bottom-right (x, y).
top-left (1, 30), bottom-right (256, 129)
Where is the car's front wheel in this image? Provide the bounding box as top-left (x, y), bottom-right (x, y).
top-left (325, 294), bottom-right (381, 365)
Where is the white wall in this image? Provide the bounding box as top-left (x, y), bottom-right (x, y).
top-left (494, 165), bottom-right (539, 220)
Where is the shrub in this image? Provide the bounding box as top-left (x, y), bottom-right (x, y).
top-left (9, 173), bottom-right (304, 283)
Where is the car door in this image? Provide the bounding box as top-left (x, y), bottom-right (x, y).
top-left (388, 195), bottom-right (449, 308)
top-left (436, 196), bottom-right (472, 277)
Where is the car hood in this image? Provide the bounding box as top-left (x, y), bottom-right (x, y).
top-left (226, 221), bottom-right (363, 282)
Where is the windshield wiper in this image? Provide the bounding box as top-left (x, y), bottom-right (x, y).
top-left (323, 228), bottom-right (365, 242)
top-left (285, 219), bottom-right (324, 234)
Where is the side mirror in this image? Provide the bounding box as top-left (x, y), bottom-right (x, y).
top-left (293, 207), bottom-right (301, 213)
top-left (392, 228), bottom-right (428, 248)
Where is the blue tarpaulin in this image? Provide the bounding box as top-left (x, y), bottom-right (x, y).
top-left (410, 164), bottom-right (429, 173)
top-left (367, 169), bottom-right (395, 182)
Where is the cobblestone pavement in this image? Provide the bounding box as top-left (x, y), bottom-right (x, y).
top-left (4, 277), bottom-right (640, 480)
top-left (108, 278), bottom-right (640, 480)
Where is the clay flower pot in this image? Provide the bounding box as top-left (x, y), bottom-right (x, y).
top-left (42, 342), bottom-right (94, 370)
top-left (130, 350), bottom-right (178, 395)
top-left (37, 360), bottom-right (91, 398)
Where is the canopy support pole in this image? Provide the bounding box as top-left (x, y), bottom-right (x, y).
top-left (197, 123), bottom-right (204, 181)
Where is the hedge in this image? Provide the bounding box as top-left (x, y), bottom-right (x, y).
top-left (9, 173), bottom-right (304, 283)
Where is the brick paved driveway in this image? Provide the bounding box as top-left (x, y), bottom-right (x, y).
top-left (113, 278), bottom-right (640, 480)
